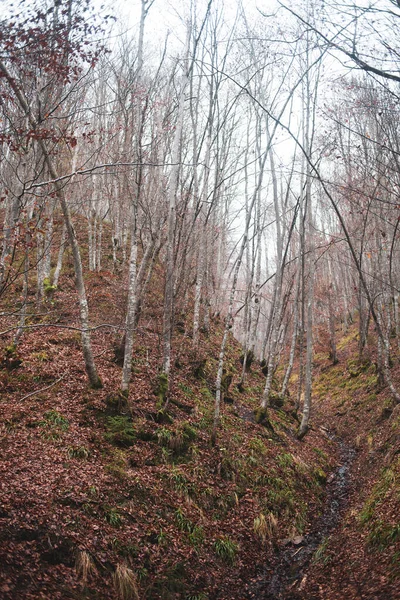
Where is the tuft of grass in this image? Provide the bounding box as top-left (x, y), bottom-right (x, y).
top-left (188, 525), bottom-right (204, 548)
top-left (178, 383), bottom-right (193, 397)
top-left (39, 410), bottom-right (69, 440)
top-left (175, 508), bottom-right (204, 548)
top-left (105, 507), bottom-right (122, 527)
top-left (277, 452), bottom-right (294, 469)
top-left (109, 538), bottom-right (139, 558)
top-left (113, 563), bottom-right (140, 600)
top-left (157, 422), bottom-right (197, 456)
top-left (31, 351), bottom-right (50, 362)
top-left (168, 467), bottom-right (191, 495)
top-left (253, 512), bottom-right (278, 543)
top-left (368, 522), bottom-right (400, 550)
top-left (175, 507), bottom-right (193, 532)
top-left (313, 537), bottom-right (330, 565)
top-left (312, 447), bottom-right (328, 463)
top-left (41, 410), bottom-right (69, 430)
top-left (359, 466), bottom-right (396, 525)
top-left (214, 536), bottom-right (239, 565)
top-left (75, 549), bottom-right (97, 584)
top-left (314, 467), bottom-right (327, 485)
top-left (67, 445), bottom-right (90, 459)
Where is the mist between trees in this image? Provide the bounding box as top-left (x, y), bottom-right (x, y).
top-left (1, 0), bottom-right (400, 441)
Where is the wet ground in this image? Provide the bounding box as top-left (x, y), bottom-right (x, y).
top-left (247, 435), bottom-right (356, 599)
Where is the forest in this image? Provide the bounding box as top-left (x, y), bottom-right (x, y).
top-left (0, 0), bottom-right (399, 598)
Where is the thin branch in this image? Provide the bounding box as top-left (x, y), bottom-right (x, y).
top-left (18, 376), bottom-right (64, 402)
top-left (0, 323), bottom-right (124, 337)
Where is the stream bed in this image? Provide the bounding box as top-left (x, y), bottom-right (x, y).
top-left (248, 436), bottom-right (356, 599)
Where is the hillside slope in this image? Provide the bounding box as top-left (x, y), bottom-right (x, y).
top-left (0, 244), bottom-right (399, 599)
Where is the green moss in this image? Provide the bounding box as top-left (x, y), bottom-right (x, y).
top-left (105, 416), bottom-right (135, 447)
top-left (105, 448), bottom-right (128, 479)
top-left (248, 437), bottom-right (267, 455)
top-left (314, 468), bottom-right (327, 485)
top-left (254, 407), bottom-right (268, 424)
top-left (105, 393), bottom-right (130, 416)
top-left (156, 373), bottom-right (169, 408)
top-left (90, 376), bottom-right (103, 390)
top-left (43, 277), bottom-right (57, 297)
top-left (199, 387), bottom-right (213, 401)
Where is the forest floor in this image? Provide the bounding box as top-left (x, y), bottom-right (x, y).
top-left (0, 246), bottom-right (399, 599)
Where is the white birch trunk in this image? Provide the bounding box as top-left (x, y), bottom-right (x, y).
top-left (53, 222), bottom-right (67, 288)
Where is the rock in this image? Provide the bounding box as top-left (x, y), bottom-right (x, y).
top-left (292, 535), bottom-right (305, 546)
top-left (281, 535), bottom-right (305, 547)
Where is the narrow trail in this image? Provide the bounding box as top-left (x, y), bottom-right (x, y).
top-left (248, 434), bottom-right (356, 599)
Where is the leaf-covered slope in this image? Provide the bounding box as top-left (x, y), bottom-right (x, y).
top-left (0, 254), bottom-right (338, 599)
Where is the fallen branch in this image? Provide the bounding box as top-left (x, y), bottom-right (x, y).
top-left (19, 375), bottom-right (64, 402)
top-left (0, 323), bottom-right (124, 336)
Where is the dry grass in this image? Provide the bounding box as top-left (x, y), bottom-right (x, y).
top-left (113, 563), bottom-right (140, 600)
top-left (253, 512), bottom-right (278, 543)
top-left (75, 550), bottom-right (97, 584)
